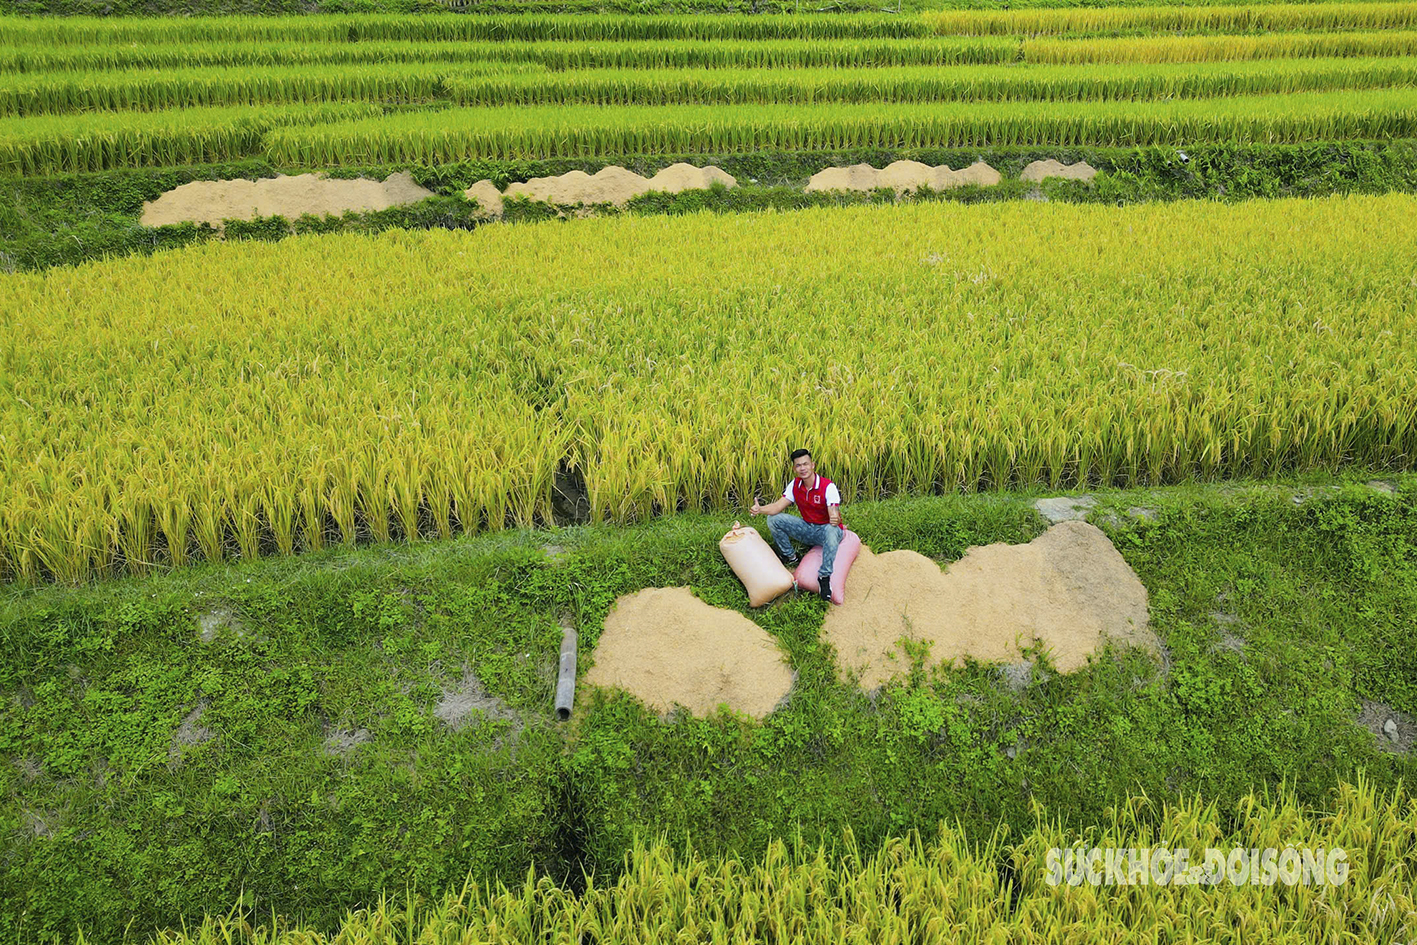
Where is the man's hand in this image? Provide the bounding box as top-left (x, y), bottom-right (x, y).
top-left (828, 504), bottom-right (842, 527)
top-left (750, 496), bottom-right (767, 516)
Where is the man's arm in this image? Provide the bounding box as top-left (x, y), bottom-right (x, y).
top-left (751, 495), bottom-right (792, 516)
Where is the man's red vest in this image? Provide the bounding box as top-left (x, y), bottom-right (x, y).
top-left (792, 475), bottom-right (837, 526)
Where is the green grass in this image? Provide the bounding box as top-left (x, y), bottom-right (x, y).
top-left (2, 473), bottom-right (1413, 941)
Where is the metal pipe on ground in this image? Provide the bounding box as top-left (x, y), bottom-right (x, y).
top-left (555, 624), bottom-right (577, 721)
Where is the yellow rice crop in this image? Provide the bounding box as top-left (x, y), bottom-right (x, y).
top-left (150, 775), bottom-right (1417, 943)
top-left (2, 195), bottom-right (1415, 582)
top-left (925, 1), bottom-right (1417, 36)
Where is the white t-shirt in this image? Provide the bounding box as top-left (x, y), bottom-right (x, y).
top-left (783, 475), bottom-right (841, 506)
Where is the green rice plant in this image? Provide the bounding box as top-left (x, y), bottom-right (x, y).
top-left (0, 13), bottom-right (932, 46)
top-left (1026, 28), bottom-right (1417, 63)
top-left (2, 194), bottom-right (1414, 581)
top-left (262, 90), bottom-right (1417, 166)
top-left (505, 36), bottom-right (1018, 71)
top-left (0, 36), bottom-right (1016, 75)
top-left (0, 63), bottom-right (476, 116)
top-left (141, 776), bottom-right (1416, 943)
top-left (0, 101), bottom-right (382, 175)
top-left (926, 1), bottom-right (1417, 36)
top-left (445, 56), bottom-right (1417, 107)
top-left (44, 54), bottom-right (1387, 118)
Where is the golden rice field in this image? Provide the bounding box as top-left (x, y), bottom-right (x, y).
top-left (153, 777), bottom-right (1417, 944)
top-left (2, 194), bottom-right (1415, 582)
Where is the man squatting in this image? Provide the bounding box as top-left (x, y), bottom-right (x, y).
top-left (749, 448), bottom-right (843, 603)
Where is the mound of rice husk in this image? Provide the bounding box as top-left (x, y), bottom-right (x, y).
top-left (140, 172), bottom-right (433, 228)
top-left (876, 160), bottom-right (938, 193)
top-left (506, 166), bottom-right (651, 206)
top-left (823, 521), bottom-right (1156, 690)
top-left (805, 160), bottom-right (1001, 194)
top-left (1021, 159), bottom-right (1098, 183)
top-left (584, 586), bottom-right (793, 719)
top-left (464, 179), bottom-right (505, 219)
top-left (470, 164), bottom-right (736, 214)
top-left (648, 162), bottom-right (737, 193)
top-left (950, 161), bottom-right (1003, 187)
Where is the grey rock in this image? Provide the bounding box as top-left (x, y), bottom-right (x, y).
top-left (1357, 698), bottom-right (1413, 753)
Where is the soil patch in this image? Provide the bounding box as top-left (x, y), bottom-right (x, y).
top-left (823, 521), bottom-right (1156, 690)
top-left (197, 603), bottom-right (256, 642)
top-left (141, 172), bottom-right (434, 228)
top-left (322, 726), bottom-right (371, 757)
top-left (474, 163), bottom-right (736, 216)
top-left (169, 699), bottom-right (216, 767)
top-left (1021, 159), bottom-right (1098, 183)
top-left (1358, 698), bottom-right (1415, 753)
top-left (805, 160), bottom-right (1001, 194)
top-left (1034, 494), bottom-right (1097, 524)
top-left (585, 586), bottom-right (793, 720)
top-left (434, 665), bottom-right (518, 731)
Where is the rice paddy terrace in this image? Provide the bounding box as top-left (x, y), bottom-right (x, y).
top-left (1, 1), bottom-right (1415, 942)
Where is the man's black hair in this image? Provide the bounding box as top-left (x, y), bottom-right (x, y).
top-left (790, 448), bottom-right (812, 462)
